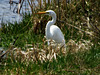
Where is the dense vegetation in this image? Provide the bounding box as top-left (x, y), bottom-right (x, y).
top-left (0, 0), bottom-right (100, 74)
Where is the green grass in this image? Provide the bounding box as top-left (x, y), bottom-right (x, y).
top-left (0, 17), bottom-right (100, 75)
top-left (0, 0), bottom-right (100, 74)
top-left (0, 45), bottom-right (100, 74)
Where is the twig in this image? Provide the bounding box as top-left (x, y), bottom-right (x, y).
top-left (90, 22), bottom-right (100, 34)
top-left (0, 46), bottom-right (14, 60)
top-left (56, 0), bottom-right (61, 27)
top-left (13, 36), bottom-right (19, 45)
top-left (17, 0), bottom-right (25, 14)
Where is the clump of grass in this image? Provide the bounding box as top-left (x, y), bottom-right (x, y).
top-left (0, 43), bottom-right (100, 74)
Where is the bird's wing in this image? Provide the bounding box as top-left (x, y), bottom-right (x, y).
top-left (50, 25), bottom-right (65, 43)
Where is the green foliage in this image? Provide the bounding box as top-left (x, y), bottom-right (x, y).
top-left (83, 44), bottom-right (100, 68)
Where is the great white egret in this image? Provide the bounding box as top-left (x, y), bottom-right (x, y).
top-left (37, 10), bottom-right (66, 48)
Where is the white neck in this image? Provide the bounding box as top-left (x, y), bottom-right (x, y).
top-left (46, 14), bottom-right (56, 39)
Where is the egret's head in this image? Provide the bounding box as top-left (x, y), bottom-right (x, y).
top-left (37, 10), bottom-right (56, 17)
top-left (45, 10), bottom-right (56, 17)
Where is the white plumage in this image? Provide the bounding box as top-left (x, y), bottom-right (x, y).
top-left (37, 10), bottom-right (66, 47)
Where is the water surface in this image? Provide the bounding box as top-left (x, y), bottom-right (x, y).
top-left (0, 0), bottom-right (33, 28)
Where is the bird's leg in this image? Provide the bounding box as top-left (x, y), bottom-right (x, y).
top-left (48, 41), bottom-right (50, 45)
top-left (47, 39), bottom-right (52, 45)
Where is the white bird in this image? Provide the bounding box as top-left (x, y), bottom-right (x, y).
top-left (37, 10), bottom-right (66, 48)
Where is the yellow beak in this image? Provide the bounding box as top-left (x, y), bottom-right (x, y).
top-left (36, 11), bottom-right (46, 14)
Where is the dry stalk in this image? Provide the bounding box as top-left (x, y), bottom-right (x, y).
top-left (67, 39), bottom-right (93, 53)
top-left (0, 45), bottom-right (14, 60)
top-left (8, 39), bottom-right (67, 63)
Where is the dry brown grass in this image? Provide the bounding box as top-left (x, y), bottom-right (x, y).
top-left (0, 37), bottom-right (93, 63)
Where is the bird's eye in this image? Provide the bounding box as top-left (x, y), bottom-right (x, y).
top-left (46, 12), bottom-right (49, 14)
